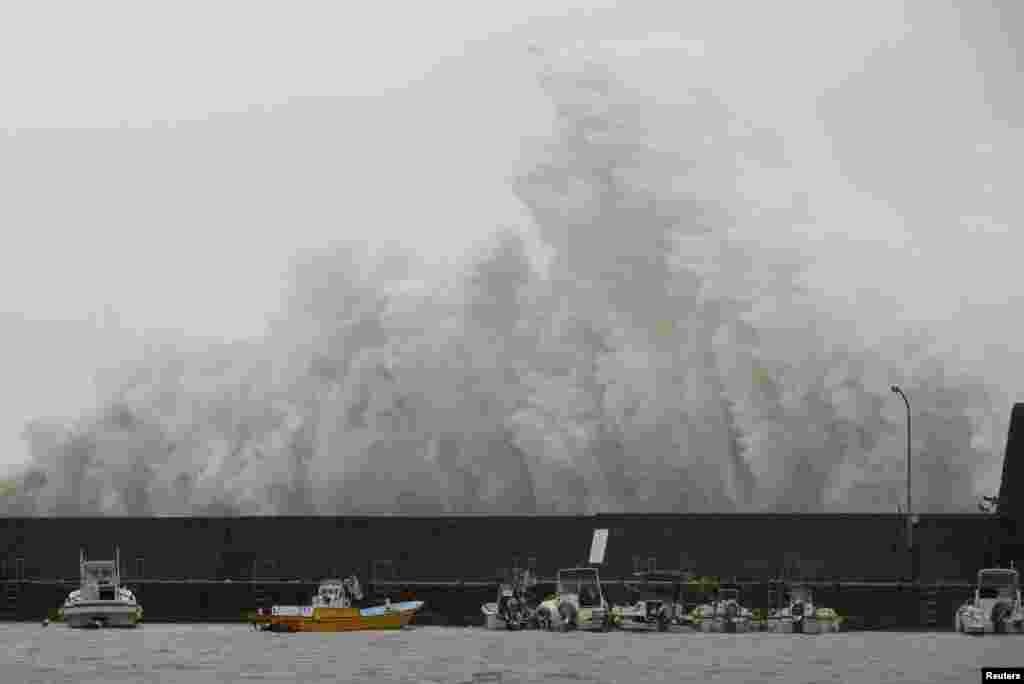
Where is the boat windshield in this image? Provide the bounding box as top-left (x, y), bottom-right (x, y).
top-left (85, 565), bottom-right (115, 583)
top-left (318, 583), bottom-right (345, 603)
top-left (557, 570), bottom-right (602, 606)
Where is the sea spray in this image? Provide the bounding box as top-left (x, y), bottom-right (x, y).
top-left (1, 42), bottom-right (1002, 516)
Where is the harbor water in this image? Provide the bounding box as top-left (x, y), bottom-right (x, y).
top-left (2, 623), bottom-right (1022, 683)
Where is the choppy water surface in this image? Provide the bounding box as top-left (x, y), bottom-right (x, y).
top-left (2, 624), bottom-right (1022, 684)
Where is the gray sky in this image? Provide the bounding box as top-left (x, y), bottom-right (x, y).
top-left (1, 0), bottom-right (1022, 471)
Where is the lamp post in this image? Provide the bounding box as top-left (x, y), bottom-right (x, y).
top-left (890, 385), bottom-right (914, 573)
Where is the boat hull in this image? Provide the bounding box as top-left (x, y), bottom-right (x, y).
top-left (697, 617), bottom-right (752, 633)
top-left (61, 602), bottom-right (142, 628)
top-left (537, 599), bottom-right (609, 632)
top-left (614, 617), bottom-right (697, 633)
top-left (958, 617), bottom-right (1024, 635)
top-left (481, 602), bottom-right (533, 630)
top-left (253, 601), bottom-right (423, 633)
top-left (765, 617), bottom-right (840, 634)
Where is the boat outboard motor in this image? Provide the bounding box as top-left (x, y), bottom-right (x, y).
top-left (656, 604), bottom-right (670, 632)
top-left (497, 587), bottom-right (513, 627)
top-left (792, 601), bottom-right (805, 634)
top-left (346, 576), bottom-right (364, 602)
top-left (536, 605), bottom-right (553, 630)
top-left (503, 597), bottom-right (523, 630)
top-left (558, 602), bottom-right (578, 631)
top-left (992, 601), bottom-right (1013, 634)
top-left (724, 602), bottom-right (739, 633)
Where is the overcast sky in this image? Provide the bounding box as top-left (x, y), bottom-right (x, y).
top-left (1, 0), bottom-right (1022, 469)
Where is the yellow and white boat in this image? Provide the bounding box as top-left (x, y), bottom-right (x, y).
top-left (251, 576), bottom-right (423, 633)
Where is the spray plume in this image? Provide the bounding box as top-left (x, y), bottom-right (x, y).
top-left (0, 41), bottom-right (1003, 516)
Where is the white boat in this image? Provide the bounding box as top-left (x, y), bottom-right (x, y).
top-left (611, 599), bottom-right (676, 631)
top-left (956, 568), bottom-right (1024, 635)
top-left (610, 571), bottom-right (703, 632)
top-left (765, 584), bottom-right (841, 634)
top-left (535, 568), bottom-right (611, 632)
top-left (691, 586), bottom-right (754, 633)
top-left (59, 548), bottom-right (142, 628)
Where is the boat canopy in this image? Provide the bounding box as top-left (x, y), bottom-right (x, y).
top-left (978, 569), bottom-right (1020, 587)
top-left (556, 568), bottom-right (603, 606)
top-left (315, 576), bottom-right (363, 606)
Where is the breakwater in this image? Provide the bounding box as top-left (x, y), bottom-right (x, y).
top-left (0, 513), bottom-right (1011, 583)
top-left (2, 512), bottom-right (1019, 628)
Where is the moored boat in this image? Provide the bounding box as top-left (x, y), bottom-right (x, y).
top-left (535, 567), bottom-right (611, 632)
top-left (481, 569), bottom-right (537, 630)
top-left (765, 584), bottom-right (841, 634)
top-left (251, 576), bottom-right (423, 632)
top-left (610, 571), bottom-right (701, 632)
top-left (955, 567), bottom-right (1024, 635)
top-left (691, 584), bottom-right (753, 633)
top-left (59, 548), bottom-right (142, 629)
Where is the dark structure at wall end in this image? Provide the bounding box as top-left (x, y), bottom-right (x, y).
top-left (995, 403), bottom-right (1024, 564)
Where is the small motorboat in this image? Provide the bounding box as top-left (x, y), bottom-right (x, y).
top-left (611, 599), bottom-right (674, 631)
top-left (535, 567), bottom-right (611, 632)
top-left (956, 567), bottom-right (1024, 635)
top-left (765, 583), bottom-right (842, 634)
top-left (481, 569), bottom-right (537, 630)
top-left (251, 576), bottom-right (423, 633)
top-left (691, 585), bottom-right (753, 633)
top-left (610, 571), bottom-right (705, 632)
top-left (59, 548), bottom-right (142, 629)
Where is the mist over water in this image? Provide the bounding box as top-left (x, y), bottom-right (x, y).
top-left (1, 39), bottom-right (1006, 516)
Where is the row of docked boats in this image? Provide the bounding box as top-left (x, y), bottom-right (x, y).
top-left (476, 533), bottom-right (1022, 636)
top-left (481, 568), bottom-right (842, 634)
top-left (481, 566), bottom-right (1024, 636)
top-left (49, 545), bottom-right (1023, 636)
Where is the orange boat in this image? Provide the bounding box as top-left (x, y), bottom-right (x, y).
top-left (251, 576), bottom-right (423, 633)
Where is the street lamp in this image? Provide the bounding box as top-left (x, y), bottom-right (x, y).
top-left (890, 385), bottom-right (913, 554)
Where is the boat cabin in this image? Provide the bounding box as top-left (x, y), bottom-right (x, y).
top-left (314, 580), bottom-right (350, 608)
top-left (79, 549), bottom-right (122, 601)
top-left (312, 576), bottom-right (364, 609)
top-left (556, 568), bottom-right (604, 608)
